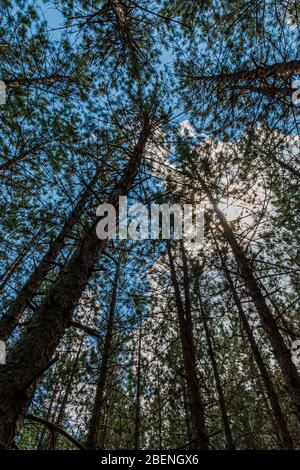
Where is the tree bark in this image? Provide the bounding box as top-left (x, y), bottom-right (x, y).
top-left (0, 167), bottom-right (102, 341)
top-left (231, 85), bottom-right (294, 98)
top-left (217, 248), bottom-right (294, 449)
top-left (270, 154), bottom-right (300, 180)
top-left (167, 240), bottom-right (209, 450)
top-left (49, 334), bottom-right (85, 449)
top-left (199, 175), bottom-right (300, 423)
top-left (196, 289), bottom-right (235, 449)
top-left (193, 60), bottom-right (300, 84)
top-left (0, 229), bottom-right (43, 293)
top-left (5, 75), bottom-right (77, 89)
top-left (86, 261), bottom-right (121, 449)
top-left (133, 310), bottom-right (143, 451)
top-left (0, 116), bottom-right (152, 449)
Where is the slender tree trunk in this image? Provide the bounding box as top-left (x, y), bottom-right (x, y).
top-left (94, 364), bottom-right (118, 449)
top-left (194, 60), bottom-right (300, 84)
top-left (36, 375), bottom-right (59, 449)
top-left (50, 334), bottom-right (85, 449)
top-left (0, 229), bottom-right (43, 293)
top-left (86, 261), bottom-right (121, 449)
top-left (0, 167), bottom-right (102, 341)
top-left (199, 175), bottom-right (300, 422)
top-left (156, 372), bottom-right (163, 450)
top-left (110, 0), bottom-right (141, 75)
top-left (255, 373), bottom-right (284, 449)
top-left (133, 311), bottom-right (143, 451)
top-left (196, 290), bottom-right (235, 449)
top-left (216, 245), bottom-right (295, 449)
top-left (167, 241), bottom-right (209, 450)
top-left (183, 384), bottom-right (193, 448)
top-left (111, 0), bottom-right (127, 28)
top-left (6, 75), bottom-right (76, 89)
top-left (0, 117), bottom-right (152, 449)
top-left (270, 154), bottom-right (300, 180)
top-left (231, 85), bottom-right (294, 98)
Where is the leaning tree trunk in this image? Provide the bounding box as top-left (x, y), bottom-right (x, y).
top-left (86, 260), bottom-right (121, 449)
top-left (216, 247), bottom-right (294, 450)
top-left (167, 241), bottom-right (209, 450)
top-left (0, 117), bottom-right (152, 449)
top-left (194, 60), bottom-right (300, 84)
top-left (49, 333), bottom-right (85, 450)
top-left (133, 310), bottom-right (143, 451)
top-left (230, 85), bottom-right (294, 98)
top-left (0, 228), bottom-right (43, 293)
top-left (196, 289), bottom-right (235, 450)
top-left (0, 166), bottom-right (102, 342)
top-left (269, 154), bottom-right (300, 180)
top-left (36, 372), bottom-right (60, 449)
top-left (199, 175), bottom-right (300, 422)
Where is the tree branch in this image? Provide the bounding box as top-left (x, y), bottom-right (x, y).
top-left (25, 414), bottom-right (85, 450)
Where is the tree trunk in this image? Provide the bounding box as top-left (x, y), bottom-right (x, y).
top-left (270, 154), bottom-right (300, 180)
top-left (167, 240), bottom-right (209, 450)
top-left (6, 75), bottom-right (76, 89)
top-left (86, 261), bottom-right (121, 449)
top-left (216, 244), bottom-right (295, 449)
top-left (133, 310), bottom-right (143, 451)
top-left (196, 289), bottom-right (235, 449)
top-left (0, 228), bottom-right (43, 293)
top-left (231, 85), bottom-right (293, 98)
top-left (0, 167), bottom-right (102, 341)
top-left (199, 175), bottom-right (300, 423)
top-left (49, 334), bottom-right (85, 449)
top-left (183, 384), bottom-right (193, 448)
top-left (194, 60), bottom-right (300, 84)
top-left (0, 117), bottom-right (152, 449)
top-left (36, 374), bottom-right (59, 449)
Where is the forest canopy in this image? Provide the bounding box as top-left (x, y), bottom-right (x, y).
top-left (0, 0), bottom-right (300, 451)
